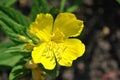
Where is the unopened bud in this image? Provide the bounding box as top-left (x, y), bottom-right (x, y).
top-left (18, 35), bottom-right (33, 43)
top-left (23, 43), bottom-right (34, 50)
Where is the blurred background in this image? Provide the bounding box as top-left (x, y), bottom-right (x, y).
top-left (0, 0), bottom-right (120, 80)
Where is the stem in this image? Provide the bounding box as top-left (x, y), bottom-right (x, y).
top-left (32, 67), bottom-right (44, 80)
top-left (60, 0), bottom-right (67, 12)
top-left (25, 60), bottom-right (44, 80)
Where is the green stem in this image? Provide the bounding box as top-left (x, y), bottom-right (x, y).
top-left (60, 0), bottom-right (67, 12)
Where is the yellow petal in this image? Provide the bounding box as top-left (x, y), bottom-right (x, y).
top-left (32, 43), bottom-right (56, 70)
top-left (54, 13), bottom-right (84, 37)
top-left (30, 13), bottom-right (53, 41)
top-left (56, 39), bottom-right (85, 66)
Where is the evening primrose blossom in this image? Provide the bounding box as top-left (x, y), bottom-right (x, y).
top-left (30, 13), bottom-right (85, 70)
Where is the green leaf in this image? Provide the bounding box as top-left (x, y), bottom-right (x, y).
top-left (0, 52), bottom-right (23, 67)
top-left (60, 0), bottom-right (67, 12)
top-left (0, 41), bottom-right (14, 50)
top-left (39, 63), bottom-right (60, 78)
top-left (66, 5), bottom-right (78, 12)
top-left (45, 68), bottom-right (58, 78)
top-left (0, 0), bottom-right (17, 7)
top-left (116, 0), bottom-right (120, 4)
top-left (0, 5), bottom-right (30, 27)
top-left (9, 65), bottom-right (28, 80)
top-left (0, 12), bottom-right (26, 36)
top-left (65, 0), bottom-right (82, 12)
top-left (49, 7), bottom-right (58, 17)
top-left (30, 0), bottom-right (49, 22)
top-left (0, 20), bottom-right (18, 41)
top-left (0, 20), bottom-right (26, 42)
top-left (0, 10), bottom-right (31, 43)
top-left (0, 44), bottom-right (25, 67)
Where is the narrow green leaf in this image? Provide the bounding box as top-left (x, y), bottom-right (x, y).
top-left (0, 20), bottom-right (17, 38)
top-left (0, 20), bottom-right (24, 42)
top-left (0, 11), bottom-right (31, 43)
top-left (0, 0), bottom-right (17, 7)
top-left (66, 5), bottom-right (78, 12)
top-left (45, 68), bottom-right (58, 78)
top-left (0, 44), bottom-right (25, 67)
top-left (60, 0), bottom-right (67, 12)
top-left (116, 0), bottom-right (120, 4)
top-left (0, 12), bottom-right (26, 36)
top-left (0, 20), bottom-right (14, 34)
top-left (0, 41), bottom-right (15, 51)
top-left (30, 0), bottom-right (49, 22)
top-left (39, 63), bottom-right (60, 78)
top-left (0, 52), bottom-right (23, 67)
top-left (49, 7), bottom-right (58, 17)
top-left (0, 5), bottom-right (30, 27)
top-left (65, 0), bottom-right (82, 12)
top-left (9, 65), bottom-right (28, 80)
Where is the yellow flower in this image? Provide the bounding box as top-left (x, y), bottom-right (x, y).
top-left (30, 13), bottom-right (85, 70)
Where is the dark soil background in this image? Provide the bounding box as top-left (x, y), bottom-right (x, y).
top-left (0, 0), bottom-right (120, 80)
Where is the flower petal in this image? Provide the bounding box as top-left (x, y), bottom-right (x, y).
top-left (30, 13), bottom-right (53, 41)
top-left (54, 13), bottom-right (84, 37)
top-left (32, 43), bottom-right (56, 70)
top-left (56, 39), bottom-right (85, 66)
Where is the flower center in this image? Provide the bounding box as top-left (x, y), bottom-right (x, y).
top-left (50, 28), bottom-right (65, 43)
top-left (45, 41), bottom-right (64, 61)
